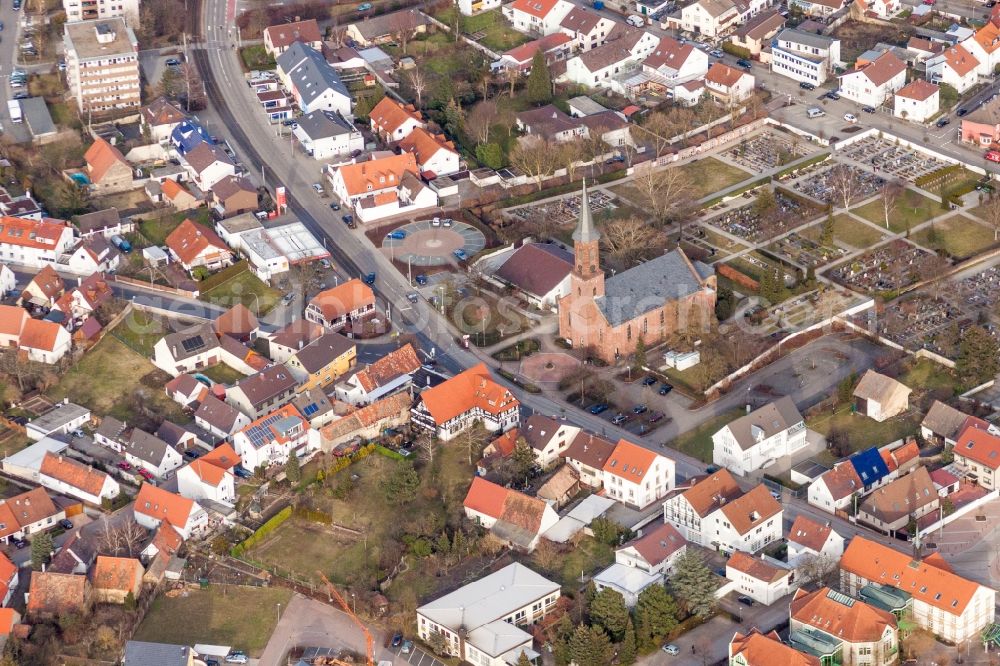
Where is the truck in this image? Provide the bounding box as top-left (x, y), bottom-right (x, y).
top-left (7, 100), bottom-right (21, 124)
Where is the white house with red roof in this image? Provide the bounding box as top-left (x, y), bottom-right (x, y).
top-left (726, 551), bottom-right (794, 605)
top-left (614, 521), bottom-right (686, 575)
top-left (790, 587), bottom-right (899, 665)
top-left (165, 218), bottom-right (233, 272)
top-left (561, 26), bottom-right (660, 94)
top-left (601, 439), bottom-right (675, 509)
top-left (962, 14), bottom-right (1000, 77)
top-left (927, 44), bottom-right (980, 93)
top-left (231, 404), bottom-right (318, 470)
top-left (411, 363), bottom-right (520, 441)
top-left (785, 514), bottom-right (844, 568)
top-left (951, 417), bottom-right (1000, 490)
top-left (324, 152), bottom-right (438, 223)
top-left (463, 477), bottom-right (558, 551)
top-left (133, 483), bottom-right (208, 540)
top-left (398, 128), bottom-right (461, 177)
top-left (838, 51), bottom-right (907, 108)
top-left (458, 0), bottom-right (500, 15)
top-left (176, 443), bottom-right (238, 505)
top-left (855, 0), bottom-right (898, 19)
top-left (369, 98), bottom-right (426, 143)
top-left (705, 62), bottom-right (754, 103)
top-left (640, 37), bottom-right (709, 91)
top-left (0, 217), bottom-right (75, 268)
top-left (492, 33), bottom-right (573, 72)
top-left (894, 79), bottom-right (939, 122)
top-left (503, 0), bottom-right (575, 36)
top-left (677, 0), bottom-right (740, 38)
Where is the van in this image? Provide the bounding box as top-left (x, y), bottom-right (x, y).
top-left (626, 14), bottom-right (645, 26)
top-left (806, 107), bottom-right (825, 118)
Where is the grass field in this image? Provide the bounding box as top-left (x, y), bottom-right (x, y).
top-left (112, 310), bottom-right (171, 357)
top-left (240, 44), bottom-right (275, 71)
top-left (668, 409), bottom-right (744, 463)
top-left (200, 269), bottom-right (282, 315)
top-left (199, 363), bottom-right (247, 385)
top-left (806, 406), bottom-right (919, 451)
top-left (139, 209), bottom-right (214, 247)
top-left (431, 7), bottom-right (528, 51)
top-left (49, 336), bottom-right (190, 425)
top-left (897, 357), bottom-right (960, 396)
top-left (912, 215), bottom-right (996, 258)
top-left (801, 214), bottom-right (887, 249)
top-left (854, 189), bottom-right (938, 234)
top-left (613, 159), bottom-right (752, 207)
top-left (134, 586), bottom-right (292, 657)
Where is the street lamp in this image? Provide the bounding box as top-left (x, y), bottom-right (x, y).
top-left (276, 603), bottom-right (281, 621)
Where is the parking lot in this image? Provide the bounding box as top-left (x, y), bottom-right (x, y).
top-left (388, 643), bottom-right (445, 666)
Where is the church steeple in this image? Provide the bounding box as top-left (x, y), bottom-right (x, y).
top-left (572, 179), bottom-right (602, 281)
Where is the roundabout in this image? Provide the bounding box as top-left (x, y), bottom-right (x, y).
top-left (380, 219), bottom-right (486, 266)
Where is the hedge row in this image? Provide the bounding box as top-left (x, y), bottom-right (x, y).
top-left (375, 444), bottom-right (407, 461)
top-left (914, 163), bottom-right (962, 188)
top-left (722, 42), bottom-right (751, 59)
top-left (718, 263), bottom-right (759, 291)
top-left (293, 506), bottom-right (333, 525)
top-left (231, 505), bottom-right (293, 557)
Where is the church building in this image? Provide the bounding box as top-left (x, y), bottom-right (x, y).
top-left (557, 181), bottom-right (717, 363)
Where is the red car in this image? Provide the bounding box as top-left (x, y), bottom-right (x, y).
top-left (117, 461), bottom-right (132, 470)
top-left (138, 469), bottom-right (154, 481)
top-left (987, 150), bottom-right (1000, 163)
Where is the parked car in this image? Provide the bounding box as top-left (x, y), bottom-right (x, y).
top-left (736, 58), bottom-right (752, 70)
top-left (406, 292), bottom-right (419, 303)
top-left (415, 274), bottom-right (428, 285)
top-left (391, 634), bottom-right (403, 648)
top-left (441, 218), bottom-right (453, 227)
top-left (388, 229), bottom-right (407, 240)
top-left (225, 652), bottom-right (249, 664)
top-left (843, 112), bottom-right (857, 123)
top-left (342, 214), bottom-right (355, 228)
top-left (648, 412), bottom-right (665, 423)
top-left (117, 461), bottom-right (132, 470)
top-left (936, 117), bottom-right (950, 127)
top-left (658, 383), bottom-right (673, 395)
top-left (642, 375), bottom-right (657, 386)
top-left (632, 404), bottom-right (648, 414)
top-left (11, 537), bottom-right (27, 549)
top-left (589, 403), bottom-right (609, 414)
top-left (138, 469), bottom-right (155, 481)
top-left (662, 645), bottom-right (680, 655)
top-left (453, 249), bottom-right (468, 261)
top-left (311, 182), bottom-right (325, 194)
top-left (401, 640), bottom-right (413, 654)
top-left (611, 413), bottom-right (628, 425)
top-left (58, 518), bottom-right (74, 530)
top-left (431, 217), bottom-right (441, 227)
top-left (799, 81), bottom-right (815, 90)
top-left (709, 48), bottom-right (724, 57)
top-left (233, 466), bottom-right (253, 479)
top-left (825, 91), bottom-right (840, 100)
top-left (958, 107), bottom-right (970, 116)
top-left (737, 596), bottom-right (754, 606)
top-left (357, 2), bottom-right (373, 9)
top-left (12, 1), bottom-right (21, 11)
top-left (706, 465), bottom-right (719, 473)
top-left (184, 449), bottom-right (201, 459)
top-left (862, 105), bottom-right (877, 113)
top-left (165, 58), bottom-right (181, 66)
top-left (363, 272), bottom-right (376, 286)
top-left (71, 429), bottom-right (85, 438)
top-left (329, 201), bottom-right (340, 210)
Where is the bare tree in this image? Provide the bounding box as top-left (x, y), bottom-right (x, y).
top-left (97, 517), bottom-right (148, 557)
top-left (406, 66), bottom-right (428, 108)
top-left (828, 164), bottom-right (857, 211)
top-left (601, 217), bottom-right (664, 266)
top-left (629, 165), bottom-right (696, 230)
top-left (556, 138), bottom-right (586, 182)
top-left (417, 433), bottom-right (437, 465)
top-left (581, 124), bottom-right (610, 175)
top-left (466, 99), bottom-right (499, 146)
top-left (389, 12), bottom-right (416, 54)
top-left (982, 194), bottom-right (1000, 241)
top-left (797, 554), bottom-right (839, 586)
top-left (509, 137), bottom-right (558, 191)
top-left (638, 108), bottom-right (693, 156)
top-left (499, 67), bottom-right (521, 98)
top-left (880, 179), bottom-right (903, 230)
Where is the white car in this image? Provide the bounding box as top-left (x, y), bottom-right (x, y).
top-left (662, 644), bottom-right (680, 655)
top-left (626, 14), bottom-right (645, 26)
top-left (844, 112), bottom-right (858, 123)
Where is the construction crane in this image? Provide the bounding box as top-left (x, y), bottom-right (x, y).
top-left (318, 571), bottom-right (375, 666)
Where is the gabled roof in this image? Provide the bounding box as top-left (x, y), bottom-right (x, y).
top-left (0, 217), bottom-right (70, 251)
top-left (319, 392), bottom-right (410, 442)
top-left (75, 207), bottom-right (122, 235)
top-left (503, 33), bottom-right (572, 65)
top-left (200, 443), bottom-right (239, 470)
top-left (937, 44), bottom-right (979, 76)
top-left (211, 174), bottom-right (257, 202)
top-left (921, 400), bottom-right (969, 440)
top-left (183, 142), bottom-right (233, 174)
top-left (603, 439), bottom-right (658, 483)
top-left (731, 629), bottom-right (819, 666)
top-left (142, 97), bottom-right (185, 127)
top-left (563, 430), bottom-right (616, 468)
top-left (334, 153), bottom-right (420, 197)
top-left (598, 248), bottom-right (713, 327)
top-left (232, 364), bottom-right (298, 407)
top-left (560, 6), bottom-right (604, 33)
top-left (791, 587), bottom-right (896, 643)
top-left (352, 343), bottom-right (421, 392)
top-left (417, 363), bottom-right (519, 424)
top-left (895, 79), bottom-right (939, 101)
top-left (270, 319), bottom-right (325, 350)
top-left (486, 429), bottom-right (519, 459)
top-left (849, 447), bottom-right (891, 486)
top-left (134, 483), bottom-right (195, 530)
top-left (644, 36), bottom-right (697, 70)
top-left (165, 219), bottom-right (229, 265)
top-left (19, 318), bottom-right (64, 352)
top-left (40, 452), bottom-right (109, 496)
top-left (369, 97), bottom-right (423, 135)
top-left (27, 571), bottom-right (88, 616)
top-left (840, 536), bottom-right (983, 615)
top-left (25, 265), bottom-right (64, 301)
top-left (880, 440), bottom-right (919, 472)
top-left (264, 18), bottom-right (322, 49)
top-left (845, 51), bottom-right (906, 86)
top-left (721, 396), bottom-right (802, 451)
top-left (508, 0), bottom-right (564, 19)
top-left (728, 551), bottom-right (789, 583)
top-left (677, 469), bottom-right (743, 518)
top-left (276, 42), bottom-right (350, 105)
top-left (195, 394), bottom-right (242, 432)
top-left (350, 8), bottom-right (427, 40)
top-left (398, 128), bottom-right (457, 167)
top-left (84, 136), bottom-right (129, 183)
top-left (0, 304), bottom-right (26, 338)
top-left (92, 555), bottom-right (142, 592)
top-left (296, 109), bottom-right (357, 141)
top-left (693, 0), bottom-right (737, 17)
top-left (974, 20), bottom-right (1000, 55)
top-left (1, 486), bottom-right (60, 532)
top-left (308, 278), bottom-right (376, 321)
top-left (787, 514), bottom-right (834, 553)
top-left (954, 419), bottom-right (1000, 470)
top-left (186, 458), bottom-right (227, 487)
top-left (464, 477), bottom-right (550, 535)
top-left (623, 521), bottom-right (685, 566)
top-left (237, 403), bottom-right (305, 449)
top-left (292, 332), bottom-right (355, 373)
top-left (718, 484), bottom-right (782, 535)
top-left (706, 62), bottom-right (749, 87)
top-left (496, 243), bottom-right (573, 299)
top-left (126, 429), bottom-right (174, 467)
top-left (214, 303), bottom-right (259, 340)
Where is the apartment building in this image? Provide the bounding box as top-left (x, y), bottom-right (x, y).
top-left (64, 19), bottom-right (141, 116)
top-left (771, 29), bottom-right (842, 85)
top-left (63, 0), bottom-right (139, 25)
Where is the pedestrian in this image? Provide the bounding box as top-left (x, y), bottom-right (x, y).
top-left (692, 645), bottom-right (696, 654)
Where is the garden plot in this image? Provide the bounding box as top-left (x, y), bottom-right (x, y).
top-left (769, 232), bottom-right (849, 267)
top-left (839, 136), bottom-right (949, 182)
top-left (789, 164), bottom-right (884, 206)
top-left (705, 190), bottom-right (824, 243)
top-left (505, 190), bottom-right (618, 226)
top-left (827, 239), bottom-right (935, 295)
top-left (723, 131), bottom-right (815, 173)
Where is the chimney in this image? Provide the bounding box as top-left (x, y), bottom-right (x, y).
top-left (746, 404), bottom-right (751, 413)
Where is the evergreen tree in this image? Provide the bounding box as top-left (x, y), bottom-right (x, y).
top-left (511, 438), bottom-right (536, 482)
top-left (568, 624), bottom-right (613, 666)
top-left (31, 532), bottom-right (52, 571)
top-left (451, 530), bottom-right (466, 557)
top-left (669, 550), bottom-right (717, 619)
top-left (443, 98), bottom-right (464, 137)
top-left (619, 617), bottom-right (637, 665)
top-left (526, 50), bottom-right (553, 105)
top-left (589, 588), bottom-right (630, 641)
top-left (381, 463), bottom-right (420, 504)
top-left (516, 650), bottom-right (532, 666)
top-left (957, 325), bottom-right (1000, 386)
top-left (805, 264), bottom-right (816, 287)
top-left (584, 580), bottom-right (598, 607)
top-left (552, 614), bottom-right (575, 666)
top-left (476, 142), bottom-right (504, 170)
top-left (820, 213), bottom-right (834, 245)
top-left (285, 451), bottom-right (301, 483)
top-left (632, 335), bottom-right (647, 374)
top-left (634, 585), bottom-right (679, 649)
top-left (436, 532), bottom-right (451, 555)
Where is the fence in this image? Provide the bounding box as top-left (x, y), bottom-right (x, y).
top-left (917, 489), bottom-right (1000, 540)
top-left (112, 274), bottom-right (199, 298)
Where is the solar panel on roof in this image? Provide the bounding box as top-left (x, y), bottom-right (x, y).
top-left (302, 403), bottom-right (318, 416)
top-left (181, 335), bottom-right (205, 352)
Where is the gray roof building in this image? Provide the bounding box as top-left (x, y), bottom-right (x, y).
top-left (349, 8), bottom-right (428, 43)
top-left (231, 364), bottom-right (298, 409)
top-left (20, 97), bottom-right (56, 138)
top-left (597, 249), bottom-right (714, 327)
top-left (26, 403), bottom-right (91, 438)
top-left (276, 42), bottom-right (350, 108)
top-left (775, 28), bottom-right (839, 51)
top-left (296, 109), bottom-right (358, 141)
top-left (125, 428), bottom-right (175, 467)
top-left (292, 332), bottom-right (356, 374)
top-left (123, 640), bottom-right (196, 666)
top-left (720, 396), bottom-right (804, 451)
top-left (195, 394), bottom-right (243, 433)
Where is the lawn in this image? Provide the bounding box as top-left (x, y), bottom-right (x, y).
top-left (854, 189), bottom-right (938, 234)
top-left (911, 214), bottom-right (996, 258)
top-left (112, 310), bottom-right (170, 357)
top-left (200, 268), bottom-right (283, 315)
top-left (240, 44), bottom-right (276, 71)
top-left (806, 406), bottom-right (919, 452)
top-left (49, 336), bottom-right (190, 426)
top-left (611, 159), bottom-right (752, 207)
top-left (896, 357), bottom-right (960, 395)
top-left (667, 409), bottom-right (744, 463)
top-left (199, 363), bottom-right (247, 385)
top-left (801, 214), bottom-right (887, 249)
top-left (133, 586), bottom-right (292, 657)
top-left (526, 534), bottom-right (614, 591)
top-left (139, 209), bottom-right (214, 247)
top-left (253, 519), bottom-right (359, 586)
top-left (431, 6), bottom-right (528, 51)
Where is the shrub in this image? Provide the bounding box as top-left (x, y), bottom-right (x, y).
top-left (722, 42), bottom-right (751, 59)
top-left (231, 506), bottom-right (293, 556)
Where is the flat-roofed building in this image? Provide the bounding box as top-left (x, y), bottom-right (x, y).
top-left (64, 19), bottom-right (141, 116)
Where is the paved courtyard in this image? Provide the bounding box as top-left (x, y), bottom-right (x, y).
top-left (381, 220), bottom-right (486, 266)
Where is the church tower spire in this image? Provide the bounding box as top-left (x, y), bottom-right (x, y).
top-left (572, 179), bottom-right (601, 280)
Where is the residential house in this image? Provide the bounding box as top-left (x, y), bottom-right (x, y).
top-left (894, 79), bottom-right (940, 122)
top-left (561, 27), bottom-right (661, 94)
top-left (515, 104), bottom-right (589, 142)
top-left (170, 118), bottom-right (211, 154)
top-left (961, 94), bottom-right (1000, 145)
top-left (789, 587), bottom-right (899, 666)
top-left (492, 33), bottom-right (573, 72)
top-left (93, 416), bottom-right (125, 452)
top-left (211, 175), bottom-right (258, 218)
top-left (75, 208), bottom-right (129, 240)
top-left (637, 36), bottom-right (711, 96)
top-left (91, 556), bottom-right (143, 604)
top-left (0, 307), bottom-right (70, 364)
top-left (678, 0), bottom-right (740, 38)
top-left (951, 418), bottom-right (1000, 489)
top-left (855, 0), bottom-right (898, 18)
top-left (292, 388), bottom-right (337, 428)
top-left (730, 629), bottom-right (819, 665)
top-left (563, 431), bottom-right (616, 487)
top-left (181, 142), bottom-right (236, 191)
top-left (84, 136), bottom-right (133, 193)
top-left (195, 395), bottom-right (251, 441)
top-left (785, 514), bottom-right (845, 568)
top-left (807, 461), bottom-right (863, 514)
top-left (39, 452), bottom-right (119, 505)
top-left (133, 483), bottom-right (208, 540)
top-left (502, 0), bottom-right (575, 36)
top-left (214, 303), bottom-right (259, 343)
top-left (518, 414), bottom-right (580, 468)
top-left (369, 97), bottom-right (425, 142)
top-left (920, 400), bottom-right (970, 446)
top-left (141, 98), bottom-right (186, 144)
top-left (334, 342), bottom-right (421, 405)
top-left (123, 641), bottom-right (199, 666)
top-left (458, 0), bottom-right (499, 16)
top-left (0, 265), bottom-right (14, 299)
top-left (840, 536), bottom-right (995, 643)
top-left (727, 551), bottom-right (793, 605)
top-left (853, 370), bottom-right (911, 422)
top-left (593, 561), bottom-right (661, 608)
top-left (345, 9), bottom-right (428, 47)
top-left (161, 179), bottom-right (200, 211)
top-left (730, 8), bottom-right (784, 57)
top-left (0, 216), bottom-right (75, 268)
top-left (19, 265), bottom-right (64, 309)
top-left (771, 29), bottom-right (842, 85)
top-left (123, 429), bottom-right (184, 479)
top-left (231, 404), bottom-right (316, 470)
top-left (57, 272), bottom-right (114, 320)
top-left (711, 396), bottom-right (806, 476)
top-left (926, 44), bottom-right (980, 93)
top-left (614, 521), bottom-right (686, 576)
top-left (839, 51), bottom-right (908, 108)
top-left (305, 278), bottom-right (376, 330)
top-left (263, 18), bottom-right (323, 56)
top-left (416, 563), bottom-right (559, 665)
top-left (536, 465), bottom-right (579, 507)
top-left (0, 304), bottom-right (28, 349)
top-left (26, 571), bottom-right (90, 619)
top-left (0, 554), bottom-right (16, 607)
top-left (602, 438), bottom-right (675, 509)
top-left (558, 7), bottom-right (616, 52)
top-left (463, 477), bottom-right (559, 551)
top-left (411, 363), bottom-right (520, 441)
top-left (66, 235), bottom-right (119, 274)
top-left (25, 401), bottom-right (90, 442)
top-left (151, 322), bottom-right (266, 378)
top-left (790, 0), bottom-right (844, 15)
top-left (63, 18), bottom-right (141, 116)
top-left (907, 36), bottom-right (946, 64)
top-left (962, 17), bottom-right (1000, 77)
top-left (399, 128), bottom-right (461, 177)
top-left (493, 243), bottom-right (574, 310)
top-left (226, 364), bottom-right (299, 419)
top-left (325, 152), bottom-right (437, 223)
top-left (318, 392), bottom-right (410, 450)
top-left (163, 374), bottom-right (208, 410)
top-left (156, 421), bottom-right (201, 454)
top-left (285, 332), bottom-right (357, 390)
top-left (705, 62), bottom-right (755, 103)
top-left (267, 319), bottom-right (325, 364)
top-left (293, 110), bottom-right (364, 160)
top-left (165, 219), bottom-right (233, 273)
top-left (0, 487), bottom-right (65, 544)
top-left (275, 43), bottom-right (352, 117)
top-left (931, 467), bottom-right (962, 496)
top-left (176, 443), bottom-right (238, 505)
